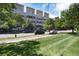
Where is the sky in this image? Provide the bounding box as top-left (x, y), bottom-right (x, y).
top-left (21, 3), bottom-right (72, 18)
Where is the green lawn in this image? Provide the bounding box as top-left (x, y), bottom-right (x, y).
top-left (36, 33), bottom-right (79, 56)
top-left (0, 33), bottom-right (79, 56)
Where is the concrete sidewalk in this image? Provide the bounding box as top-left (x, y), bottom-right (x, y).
top-left (0, 34), bottom-right (53, 44)
top-left (0, 33), bottom-right (34, 38)
top-left (57, 30), bottom-right (72, 33)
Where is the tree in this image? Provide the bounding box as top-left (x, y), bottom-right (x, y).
top-left (61, 3), bottom-right (79, 33)
top-left (0, 22), bottom-right (9, 30)
top-left (11, 13), bottom-right (26, 28)
top-left (54, 18), bottom-right (66, 30)
top-left (0, 4), bottom-right (27, 32)
top-left (24, 20), bottom-right (35, 32)
top-left (0, 3), bottom-right (16, 31)
top-left (43, 18), bottom-right (54, 31)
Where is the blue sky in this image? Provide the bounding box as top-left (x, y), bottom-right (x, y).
top-left (20, 3), bottom-right (71, 18)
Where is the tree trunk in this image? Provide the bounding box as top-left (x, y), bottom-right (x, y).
top-left (72, 29), bottom-right (74, 33)
top-left (48, 30), bottom-right (50, 32)
top-left (48, 29), bottom-right (51, 32)
top-left (71, 27), bottom-right (74, 33)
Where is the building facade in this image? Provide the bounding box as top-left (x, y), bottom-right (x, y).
top-left (14, 4), bottom-right (49, 27)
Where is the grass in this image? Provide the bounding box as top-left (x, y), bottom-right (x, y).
top-left (0, 33), bottom-right (79, 56)
top-left (0, 41), bottom-right (41, 56)
top-left (36, 33), bottom-right (79, 56)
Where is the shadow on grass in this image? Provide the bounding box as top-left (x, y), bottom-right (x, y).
top-left (67, 32), bottom-right (79, 37)
top-left (0, 41), bottom-right (43, 56)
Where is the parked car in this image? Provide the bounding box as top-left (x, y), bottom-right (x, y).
top-left (34, 28), bottom-right (45, 35)
top-left (49, 30), bottom-right (57, 34)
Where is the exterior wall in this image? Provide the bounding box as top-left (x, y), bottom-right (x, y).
top-left (44, 12), bottom-right (49, 18)
top-left (13, 4), bottom-right (24, 15)
top-left (25, 15), bottom-right (43, 26)
top-left (15, 4), bottom-right (24, 11)
top-left (26, 7), bottom-right (35, 14)
top-left (36, 10), bottom-right (43, 17)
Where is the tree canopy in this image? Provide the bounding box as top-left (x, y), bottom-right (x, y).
top-left (0, 3), bottom-right (16, 30)
top-left (61, 3), bottom-right (79, 32)
top-left (43, 18), bottom-right (54, 31)
top-left (54, 18), bottom-right (66, 30)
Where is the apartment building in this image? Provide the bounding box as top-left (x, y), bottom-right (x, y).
top-left (14, 4), bottom-right (49, 27)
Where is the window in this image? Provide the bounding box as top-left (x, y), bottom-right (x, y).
top-left (36, 21), bottom-right (42, 23)
top-left (26, 15), bottom-right (35, 19)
